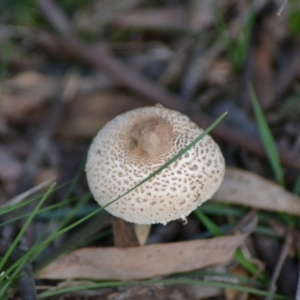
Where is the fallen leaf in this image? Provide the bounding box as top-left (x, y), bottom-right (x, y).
top-left (2, 71), bottom-right (59, 121)
top-left (59, 91), bottom-right (144, 140)
top-left (214, 167), bottom-right (300, 216)
top-left (37, 234), bottom-right (247, 280)
top-left (113, 7), bottom-right (187, 31)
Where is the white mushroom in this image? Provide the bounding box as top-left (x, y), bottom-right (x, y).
top-left (86, 105), bottom-right (225, 225)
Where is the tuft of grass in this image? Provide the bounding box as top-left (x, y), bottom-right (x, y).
top-left (194, 209), bottom-right (222, 236)
top-left (248, 85), bottom-right (298, 227)
top-left (0, 184), bottom-right (56, 275)
top-left (36, 277), bottom-right (290, 299)
top-left (288, 0), bottom-right (300, 36)
top-left (248, 84), bottom-right (285, 186)
top-left (194, 209), bottom-right (268, 283)
top-left (216, 5), bottom-right (255, 72)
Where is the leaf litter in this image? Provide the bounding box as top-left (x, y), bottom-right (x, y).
top-left (37, 234), bottom-right (247, 280)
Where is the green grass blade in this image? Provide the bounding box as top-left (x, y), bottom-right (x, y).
top-left (150, 278), bottom-right (289, 299)
top-left (0, 264), bottom-right (24, 299)
top-left (0, 195), bottom-right (82, 228)
top-left (55, 192), bottom-right (91, 232)
top-left (201, 202), bottom-right (246, 217)
top-left (195, 208), bottom-right (268, 282)
top-left (234, 249), bottom-right (267, 282)
top-left (0, 181), bottom-right (70, 217)
top-left (0, 183), bottom-right (56, 279)
top-left (37, 282), bottom-right (132, 299)
top-left (248, 84), bottom-right (284, 186)
top-left (37, 278), bottom-right (289, 299)
top-left (194, 209), bottom-right (222, 236)
top-left (293, 175), bottom-right (300, 196)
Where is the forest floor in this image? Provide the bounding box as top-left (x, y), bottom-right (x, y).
top-left (0, 0), bottom-right (300, 299)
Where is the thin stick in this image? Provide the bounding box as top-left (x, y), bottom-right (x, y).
top-left (265, 232), bottom-right (293, 300)
top-left (1, 177), bottom-right (56, 209)
top-left (277, 0), bottom-right (288, 16)
top-left (227, 209), bottom-right (257, 235)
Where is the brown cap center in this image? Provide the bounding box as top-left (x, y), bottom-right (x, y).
top-left (128, 117), bottom-right (173, 161)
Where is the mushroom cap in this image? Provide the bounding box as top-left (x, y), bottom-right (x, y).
top-left (85, 105), bottom-right (225, 225)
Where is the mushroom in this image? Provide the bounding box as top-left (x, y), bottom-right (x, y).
top-left (86, 105), bottom-right (225, 243)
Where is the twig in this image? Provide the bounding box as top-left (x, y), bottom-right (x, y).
top-left (0, 240), bottom-right (37, 300)
top-left (277, 0), bottom-right (288, 16)
top-left (265, 232), bottom-right (293, 300)
top-left (227, 209), bottom-right (257, 235)
top-left (1, 177), bottom-right (56, 209)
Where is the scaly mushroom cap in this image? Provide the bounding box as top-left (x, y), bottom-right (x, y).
top-left (86, 105), bottom-right (225, 225)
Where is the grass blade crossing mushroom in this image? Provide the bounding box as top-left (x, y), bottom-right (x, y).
top-left (86, 105), bottom-right (225, 227)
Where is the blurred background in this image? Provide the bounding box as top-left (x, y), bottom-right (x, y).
top-left (1, 0), bottom-right (300, 299)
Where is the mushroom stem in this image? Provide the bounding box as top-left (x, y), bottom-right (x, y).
top-left (134, 224), bottom-right (152, 246)
top-left (111, 216), bottom-right (139, 247)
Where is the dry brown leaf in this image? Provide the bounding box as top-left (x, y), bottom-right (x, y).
top-left (37, 234), bottom-right (247, 280)
top-left (59, 91), bottom-right (144, 140)
top-left (214, 167), bottom-right (300, 216)
top-left (113, 7), bottom-right (187, 31)
top-left (2, 71), bottom-right (59, 121)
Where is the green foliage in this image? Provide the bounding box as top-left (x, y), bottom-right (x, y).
top-left (60, 0), bottom-right (89, 12)
top-left (288, 0), bottom-right (300, 36)
top-left (216, 5), bottom-right (255, 71)
top-left (248, 85), bottom-right (299, 228)
top-left (248, 84), bottom-right (285, 186)
top-left (293, 175), bottom-right (300, 196)
top-left (0, 184), bottom-right (55, 281)
top-left (37, 278), bottom-right (290, 299)
top-left (0, 0), bottom-right (37, 26)
top-left (194, 209), bottom-right (268, 282)
top-left (0, 0), bottom-right (87, 27)
top-left (194, 209), bottom-right (222, 236)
